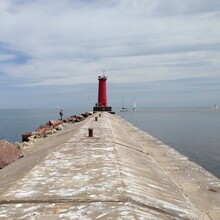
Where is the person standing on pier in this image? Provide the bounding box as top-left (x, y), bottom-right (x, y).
top-left (59, 109), bottom-right (63, 120)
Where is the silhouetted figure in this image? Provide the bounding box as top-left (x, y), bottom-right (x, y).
top-left (59, 109), bottom-right (63, 120)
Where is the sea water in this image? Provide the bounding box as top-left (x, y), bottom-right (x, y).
top-left (0, 108), bottom-right (85, 143)
top-left (0, 108), bottom-right (219, 178)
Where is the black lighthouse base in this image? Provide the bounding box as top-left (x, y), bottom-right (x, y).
top-left (93, 106), bottom-right (112, 112)
top-left (93, 106), bottom-right (115, 114)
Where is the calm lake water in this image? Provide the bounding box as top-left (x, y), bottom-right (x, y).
top-left (0, 108), bottom-right (85, 143)
top-left (0, 108), bottom-right (219, 178)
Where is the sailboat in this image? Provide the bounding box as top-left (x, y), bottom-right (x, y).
top-left (120, 96), bottom-right (128, 112)
top-left (212, 105), bottom-right (219, 109)
top-left (133, 98), bottom-right (137, 111)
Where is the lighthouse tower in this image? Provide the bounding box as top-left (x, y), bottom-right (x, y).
top-left (93, 75), bottom-right (112, 112)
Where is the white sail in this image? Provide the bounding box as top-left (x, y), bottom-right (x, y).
top-left (133, 98), bottom-right (137, 111)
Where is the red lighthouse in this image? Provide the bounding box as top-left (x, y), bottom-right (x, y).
top-left (98, 75), bottom-right (107, 107)
top-left (93, 75), bottom-right (112, 112)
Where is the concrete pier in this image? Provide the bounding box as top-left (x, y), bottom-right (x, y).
top-left (0, 112), bottom-right (219, 219)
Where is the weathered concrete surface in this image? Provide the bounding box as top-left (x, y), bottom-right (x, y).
top-left (0, 112), bottom-right (219, 219)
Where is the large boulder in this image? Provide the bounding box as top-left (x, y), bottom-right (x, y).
top-left (0, 139), bottom-right (23, 169)
top-left (49, 120), bottom-right (63, 127)
top-left (63, 117), bottom-right (75, 123)
top-left (21, 131), bottom-right (32, 142)
top-left (74, 114), bottom-right (84, 122)
top-left (35, 123), bottom-right (53, 137)
top-left (81, 112), bottom-right (91, 118)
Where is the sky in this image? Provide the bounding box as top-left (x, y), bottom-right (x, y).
top-left (0, 0), bottom-right (220, 110)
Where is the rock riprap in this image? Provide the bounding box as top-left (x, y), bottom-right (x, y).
top-left (0, 139), bottom-right (23, 169)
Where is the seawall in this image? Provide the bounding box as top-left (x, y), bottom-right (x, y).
top-left (0, 112), bottom-right (219, 219)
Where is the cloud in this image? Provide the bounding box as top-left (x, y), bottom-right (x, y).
top-left (0, 53), bottom-right (15, 61)
top-left (151, 0), bottom-right (220, 16)
top-left (0, 0), bottom-right (220, 108)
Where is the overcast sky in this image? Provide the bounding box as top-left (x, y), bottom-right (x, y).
top-left (0, 0), bottom-right (220, 110)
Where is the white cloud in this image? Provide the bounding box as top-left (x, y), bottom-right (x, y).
top-left (0, 0), bottom-right (219, 87)
top-left (0, 53), bottom-right (15, 61)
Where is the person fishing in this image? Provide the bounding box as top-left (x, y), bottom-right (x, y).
top-left (59, 109), bottom-right (63, 120)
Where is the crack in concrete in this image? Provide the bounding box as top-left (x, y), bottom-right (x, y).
top-left (0, 197), bottom-right (188, 219)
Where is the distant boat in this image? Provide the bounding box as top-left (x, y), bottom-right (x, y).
top-left (133, 98), bottom-right (137, 111)
top-left (120, 96), bottom-right (128, 112)
top-left (212, 105), bottom-right (219, 109)
top-left (120, 107), bottom-right (128, 112)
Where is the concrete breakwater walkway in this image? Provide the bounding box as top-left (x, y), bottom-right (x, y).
top-left (0, 112), bottom-right (219, 219)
